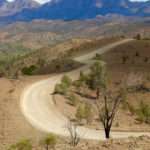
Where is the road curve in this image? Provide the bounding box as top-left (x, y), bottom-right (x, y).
top-left (20, 39), bottom-right (150, 140)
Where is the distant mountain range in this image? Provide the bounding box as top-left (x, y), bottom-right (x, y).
top-left (0, 0), bottom-right (150, 24)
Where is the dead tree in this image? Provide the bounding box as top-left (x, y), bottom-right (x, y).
top-left (97, 89), bottom-right (123, 139)
top-left (66, 121), bottom-right (80, 146)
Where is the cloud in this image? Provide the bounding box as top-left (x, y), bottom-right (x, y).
top-left (33, 0), bottom-right (51, 4)
top-left (130, 0), bottom-right (149, 1)
top-left (7, 0), bottom-right (149, 5)
top-left (7, 0), bottom-right (51, 4)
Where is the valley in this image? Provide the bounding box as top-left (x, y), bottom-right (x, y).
top-left (0, 37), bottom-right (150, 150)
top-left (0, 0), bottom-right (150, 149)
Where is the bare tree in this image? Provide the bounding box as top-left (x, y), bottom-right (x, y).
top-left (66, 121), bottom-right (80, 147)
top-left (97, 89), bottom-right (123, 139)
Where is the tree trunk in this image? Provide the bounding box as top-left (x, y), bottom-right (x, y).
top-left (105, 127), bottom-right (110, 139)
top-left (96, 88), bottom-right (100, 99)
top-left (46, 145), bottom-right (49, 150)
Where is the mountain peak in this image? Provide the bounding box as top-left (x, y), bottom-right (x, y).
top-left (0, 0), bottom-right (150, 24)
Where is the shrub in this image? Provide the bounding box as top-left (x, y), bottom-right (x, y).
top-left (8, 139), bottom-right (32, 150)
top-left (73, 80), bottom-right (82, 89)
top-left (84, 103), bottom-right (93, 124)
top-left (93, 53), bottom-right (102, 60)
top-left (87, 61), bottom-right (106, 99)
top-left (75, 104), bottom-right (85, 123)
top-left (61, 75), bottom-right (72, 87)
top-left (67, 93), bottom-right (78, 106)
top-left (21, 65), bottom-right (37, 75)
top-left (75, 103), bottom-right (93, 124)
top-left (73, 71), bottom-right (87, 89)
top-left (54, 75), bottom-right (72, 95)
top-left (54, 83), bottom-right (68, 95)
top-left (136, 101), bottom-right (150, 124)
top-left (40, 134), bottom-right (57, 150)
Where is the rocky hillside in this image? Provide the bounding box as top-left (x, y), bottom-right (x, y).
top-left (0, 0), bottom-right (150, 24)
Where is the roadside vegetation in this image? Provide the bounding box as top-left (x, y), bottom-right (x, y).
top-left (8, 134), bottom-right (57, 150)
top-left (53, 49), bottom-right (150, 139)
top-left (3, 38), bottom-right (150, 150)
top-left (2, 37), bottom-right (150, 149)
top-left (53, 60), bottom-right (126, 139)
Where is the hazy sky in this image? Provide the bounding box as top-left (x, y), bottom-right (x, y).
top-left (7, 0), bottom-right (150, 5)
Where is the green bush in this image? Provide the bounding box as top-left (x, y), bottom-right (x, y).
top-left (67, 93), bottom-right (78, 106)
top-left (75, 104), bottom-right (85, 123)
top-left (54, 83), bottom-right (68, 95)
top-left (73, 80), bottom-right (82, 89)
top-left (84, 103), bottom-right (93, 124)
top-left (8, 139), bottom-right (32, 150)
top-left (136, 101), bottom-right (150, 124)
top-left (40, 134), bottom-right (57, 150)
top-left (21, 65), bottom-right (37, 75)
top-left (54, 75), bottom-right (72, 95)
top-left (73, 71), bottom-right (88, 89)
top-left (75, 103), bottom-right (93, 124)
top-left (88, 61), bottom-right (106, 90)
top-left (61, 75), bottom-right (72, 87)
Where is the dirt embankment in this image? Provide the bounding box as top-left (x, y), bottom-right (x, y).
top-left (0, 76), bottom-right (50, 149)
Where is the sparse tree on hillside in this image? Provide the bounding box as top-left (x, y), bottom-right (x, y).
top-left (61, 75), bottom-right (72, 87)
top-left (67, 93), bottom-right (78, 106)
top-left (54, 75), bottom-right (72, 95)
top-left (40, 134), bottom-right (57, 150)
top-left (84, 102), bottom-right (93, 124)
top-left (73, 71), bottom-right (88, 95)
top-left (75, 104), bottom-right (85, 123)
top-left (75, 103), bottom-right (93, 124)
top-left (97, 89), bottom-right (123, 139)
top-left (66, 121), bottom-right (80, 147)
top-left (88, 61), bottom-right (106, 99)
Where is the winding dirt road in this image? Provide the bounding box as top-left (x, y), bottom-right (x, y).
top-left (20, 39), bottom-right (150, 140)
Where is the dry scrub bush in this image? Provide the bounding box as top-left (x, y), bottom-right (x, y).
top-left (75, 103), bottom-right (93, 124)
top-left (54, 75), bottom-right (72, 95)
top-left (8, 139), bottom-right (32, 150)
top-left (136, 101), bottom-right (150, 124)
top-left (40, 134), bottom-right (57, 150)
top-left (66, 121), bottom-right (80, 147)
